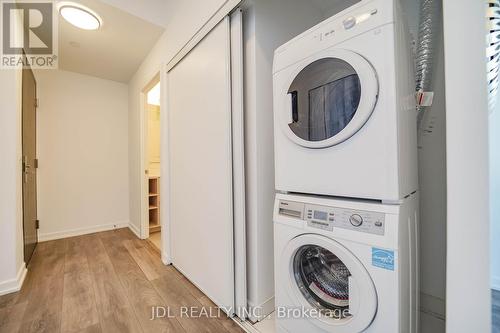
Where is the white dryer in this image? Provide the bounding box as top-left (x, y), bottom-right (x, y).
top-left (273, 0), bottom-right (417, 201)
top-left (273, 193), bottom-right (419, 333)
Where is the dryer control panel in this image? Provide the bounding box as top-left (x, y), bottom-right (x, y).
top-left (278, 200), bottom-right (385, 236)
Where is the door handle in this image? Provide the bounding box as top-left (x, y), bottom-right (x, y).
top-left (22, 156), bottom-right (29, 182)
top-left (22, 156), bottom-right (33, 169)
top-left (23, 166), bottom-right (31, 183)
top-left (22, 156), bottom-right (34, 182)
top-left (287, 91), bottom-right (299, 124)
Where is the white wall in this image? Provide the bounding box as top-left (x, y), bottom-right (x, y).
top-left (128, 0), bottom-right (230, 234)
top-left (491, 98), bottom-right (500, 291)
top-left (0, 68), bottom-right (25, 295)
top-left (443, 1), bottom-right (491, 332)
top-left (0, 9), bottom-right (29, 295)
top-left (35, 69), bottom-right (129, 241)
top-left (322, 0), bottom-right (362, 18)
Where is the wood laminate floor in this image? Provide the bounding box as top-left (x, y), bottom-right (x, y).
top-left (0, 228), bottom-right (244, 333)
top-left (148, 232), bottom-right (161, 252)
top-left (494, 289), bottom-right (500, 333)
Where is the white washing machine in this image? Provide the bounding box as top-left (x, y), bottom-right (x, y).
top-left (273, 0), bottom-right (417, 201)
top-left (273, 193), bottom-right (419, 333)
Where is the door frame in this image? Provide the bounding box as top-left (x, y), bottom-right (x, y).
top-left (159, 65), bottom-right (171, 265)
top-left (230, 8), bottom-right (247, 319)
top-left (140, 72), bottom-right (161, 241)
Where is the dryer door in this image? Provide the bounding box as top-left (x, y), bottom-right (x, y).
top-left (279, 49), bottom-right (378, 148)
top-left (281, 234), bottom-right (377, 333)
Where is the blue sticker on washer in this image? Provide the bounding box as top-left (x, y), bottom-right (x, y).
top-left (372, 248), bottom-right (395, 271)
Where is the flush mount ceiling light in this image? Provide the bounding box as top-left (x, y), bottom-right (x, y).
top-left (58, 2), bottom-right (102, 30)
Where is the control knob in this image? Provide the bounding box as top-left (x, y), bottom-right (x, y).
top-left (349, 214), bottom-right (363, 227)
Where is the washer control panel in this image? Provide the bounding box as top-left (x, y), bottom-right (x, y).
top-left (304, 203), bottom-right (385, 236)
top-left (278, 200), bottom-right (385, 236)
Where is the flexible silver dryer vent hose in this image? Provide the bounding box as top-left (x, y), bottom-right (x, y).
top-left (415, 0), bottom-right (441, 129)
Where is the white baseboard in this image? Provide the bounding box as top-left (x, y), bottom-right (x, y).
top-left (492, 276), bottom-right (500, 291)
top-left (38, 221), bottom-right (129, 242)
top-left (247, 296), bottom-right (275, 323)
top-left (128, 222), bottom-right (141, 238)
top-left (0, 264), bottom-right (27, 296)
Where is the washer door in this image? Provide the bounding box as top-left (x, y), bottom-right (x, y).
top-left (279, 49), bottom-right (378, 148)
top-left (281, 234), bottom-right (377, 333)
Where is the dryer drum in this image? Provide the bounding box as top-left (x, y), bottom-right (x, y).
top-left (287, 58), bottom-right (362, 142)
top-left (294, 245), bottom-right (351, 311)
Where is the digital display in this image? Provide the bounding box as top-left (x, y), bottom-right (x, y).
top-left (313, 210), bottom-right (328, 221)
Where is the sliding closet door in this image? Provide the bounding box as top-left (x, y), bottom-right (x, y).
top-left (167, 17), bottom-right (234, 309)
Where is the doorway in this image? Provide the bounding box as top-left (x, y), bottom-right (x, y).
top-left (141, 74), bottom-right (162, 252)
top-left (22, 66), bottom-right (38, 265)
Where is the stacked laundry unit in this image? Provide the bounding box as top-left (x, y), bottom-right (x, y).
top-left (272, 1), bottom-right (419, 332)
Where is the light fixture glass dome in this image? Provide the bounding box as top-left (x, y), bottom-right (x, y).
top-left (59, 4), bottom-right (101, 30)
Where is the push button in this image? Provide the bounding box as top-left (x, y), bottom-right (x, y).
top-left (343, 17), bottom-right (356, 30)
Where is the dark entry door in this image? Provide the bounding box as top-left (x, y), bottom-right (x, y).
top-left (22, 67), bottom-right (38, 265)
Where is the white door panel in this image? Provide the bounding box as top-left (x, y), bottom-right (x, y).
top-left (168, 17), bottom-right (234, 309)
